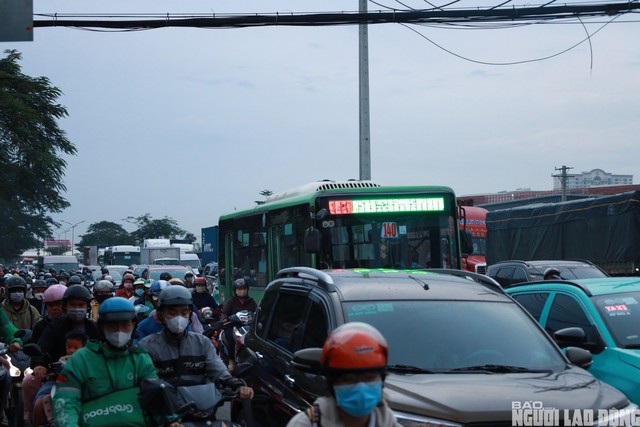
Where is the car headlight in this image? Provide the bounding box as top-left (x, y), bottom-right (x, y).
top-left (394, 410), bottom-right (463, 427)
top-left (596, 403), bottom-right (639, 427)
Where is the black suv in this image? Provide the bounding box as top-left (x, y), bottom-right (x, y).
top-left (233, 267), bottom-right (635, 426)
top-left (486, 260), bottom-right (608, 288)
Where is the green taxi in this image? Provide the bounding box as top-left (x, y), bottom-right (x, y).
top-left (507, 277), bottom-right (640, 404)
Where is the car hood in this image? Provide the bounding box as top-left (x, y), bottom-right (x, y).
top-left (611, 347), bottom-right (640, 370)
top-left (384, 366), bottom-right (628, 424)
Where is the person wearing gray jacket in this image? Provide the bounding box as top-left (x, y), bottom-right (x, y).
top-left (138, 286), bottom-right (253, 399)
top-left (286, 322), bottom-right (401, 427)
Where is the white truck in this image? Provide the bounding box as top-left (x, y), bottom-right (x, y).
top-left (140, 246), bottom-right (181, 265)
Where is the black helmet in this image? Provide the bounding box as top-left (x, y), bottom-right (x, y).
top-left (157, 286), bottom-right (193, 309)
top-left (543, 268), bottom-right (561, 280)
top-left (101, 268), bottom-right (109, 275)
top-left (45, 277), bottom-right (59, 286)
top-left (63, 284), bottom-right (92, 303)
top-left (6, 276), bottom-right (27, 291)
top-left (233, 278), bottom-right (248, 290)
top-left (68, 275), bottom-right (82, 286)
top-left (159, 272), bottom-right (172, 281)
top-left (59, 271), bottom-right (70, 280)
top-left (32, 279), bottom-right (48, 290)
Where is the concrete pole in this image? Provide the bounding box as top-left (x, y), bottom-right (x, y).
top-left (359, 0), bottom-right (371, 180)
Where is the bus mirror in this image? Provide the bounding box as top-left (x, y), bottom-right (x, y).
top-left (315, 208), bottom-right (328, 221)
top-left (462, 230), bottom-right (474, 255)
top-left (304, 228), bottom-right (321, 253)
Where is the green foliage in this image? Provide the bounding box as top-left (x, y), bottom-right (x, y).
top-left (0, 50), bottom-right (76, 260)
top-left (77, 221), bottom-right (134, 249)
top-left (127, 213), bottom-right (186, 244)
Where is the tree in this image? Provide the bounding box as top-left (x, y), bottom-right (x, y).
top-left (183, 232), bottom-right (197, 244)
top-left (0, 50), bottom-right (76, 260)
top-left (77, 221), bottom-right (134, 250)
top-left (127, 214), bottom-right (186, 244)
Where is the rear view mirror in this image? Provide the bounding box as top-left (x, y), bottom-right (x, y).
top-left (554, 327), bottom-right (587, 347)
top-left (461, 230), bottom-right (474, 256)
top-left (292, 347), bottom-right (323, 373)
top-left (304, 228), bottom-right (321, 254)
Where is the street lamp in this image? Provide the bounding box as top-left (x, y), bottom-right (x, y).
top-left (60, 220), bottom-right (85, 255)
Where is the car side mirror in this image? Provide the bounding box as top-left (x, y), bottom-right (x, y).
top-left (462, 230), bottom-right (474, 256)
top-left (292, 347), bottom-right (323, 373)
top-left (565, 346), bottom-right (593, 369)
top-left (554, 327), bottom-right (587, 344)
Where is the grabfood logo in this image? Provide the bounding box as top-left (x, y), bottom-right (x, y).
top-left (83, 403), bottom-right (134, 422)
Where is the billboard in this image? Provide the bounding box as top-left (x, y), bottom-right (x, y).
top-left (45, 240), bottom-right (71, 248)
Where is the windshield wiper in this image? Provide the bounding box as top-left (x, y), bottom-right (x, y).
top-left (386, 364), bottom-right (434, 374)
top-left (448, 365), bottom-right (552, 374)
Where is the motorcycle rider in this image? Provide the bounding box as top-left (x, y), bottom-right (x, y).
top-left (221, 278), bottom-right (257, 371)
top-left (132, 279), bottom-right (154, 311)
top-left (1, 275), bottom-right (41, 329)
top-left (28, 279), bottom-right (48, 315)
top-left (22, 283), bottom-right (68, 423)
top-left (138, 286), bottom-right (253, 399)
top-left (53, 297), bottom-right (161, 427)
top-left (192, 277), bottom-right (218, 310)
top-left (58, 271), bottom-right (70, 286)
top-left (183, 271), bottom-right (195, 288)
top-left (286, 322), bottom-right (401, 427)
top-left (116, 273), bottom-right (136, 299)
top-left (32, 285), bottom-right (101, 383)
top-left (90, 279), bottom-right (115, 320)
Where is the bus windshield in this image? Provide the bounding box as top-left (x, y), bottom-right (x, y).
top-left (317, 211), bottom-right (458, 269)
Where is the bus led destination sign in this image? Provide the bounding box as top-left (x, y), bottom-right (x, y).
top-left (328, 198), bottom-right (445, 215)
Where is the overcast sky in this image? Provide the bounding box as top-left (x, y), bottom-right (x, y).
top-left (4, 0), bottom-right (639, 243)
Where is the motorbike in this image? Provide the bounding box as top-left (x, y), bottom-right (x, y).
top-left (0, 330), bottom-right (33, 427)
top-left (206, 311), bottom-right (253, 365)
top-left (139, 362), bottom-right (255, 427)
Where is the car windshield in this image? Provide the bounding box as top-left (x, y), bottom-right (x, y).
top-left (342, 300), bottom-right (567, 372)
top-left (107, 266), bottom-right (130, 277)
top-left (593, 292), bottom-right (640, 348)
top-left (182, 260), bottom-right (201, 269)
top-left (148, 268), bottom-right (190, 281)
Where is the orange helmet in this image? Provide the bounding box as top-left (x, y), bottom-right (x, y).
top-left (321, 322), bottom-right (388, 372)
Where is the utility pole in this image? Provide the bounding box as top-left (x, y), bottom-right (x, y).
top-left (552, 165), bottom-right (575, 202)
top-left (359, 0), bottom-right (371, 181)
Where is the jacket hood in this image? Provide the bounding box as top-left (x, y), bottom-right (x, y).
top-left (383, 367), bottom-right (629, 424)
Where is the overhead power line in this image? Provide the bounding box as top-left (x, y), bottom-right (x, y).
top-left (33, 2), bottom-right (640, 30)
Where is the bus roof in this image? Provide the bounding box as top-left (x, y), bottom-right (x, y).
top-left (220, 181), bottom-right (456, 222)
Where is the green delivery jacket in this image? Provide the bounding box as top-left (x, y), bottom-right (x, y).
top-left (0, 308), bottom-right (21, 346)
top-left (53, 339), bottom-right (158, 427)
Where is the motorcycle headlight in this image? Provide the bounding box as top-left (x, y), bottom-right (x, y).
top-left (394, 411), bottom-right (463, 427)
top-left (24, 367), bottom-right (33, 376)
top-left (596, 403), bottom-right (639, 427)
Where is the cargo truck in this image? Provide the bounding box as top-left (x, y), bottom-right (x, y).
top-left (486, 191), bottom-right (640, 276)
top-left (140, 246), bottom-right (181, 265)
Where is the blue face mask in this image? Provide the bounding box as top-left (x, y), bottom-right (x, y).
top-left (333, 381), bottom-right (382, 417)
top-left (135, 289), bottom-right (145, 297)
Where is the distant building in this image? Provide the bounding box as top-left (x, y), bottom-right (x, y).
top-left (553, 168), bottom-right (633, 190)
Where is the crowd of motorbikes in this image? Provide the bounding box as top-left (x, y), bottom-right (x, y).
top-left (0, 306), bottom-right (256, 427)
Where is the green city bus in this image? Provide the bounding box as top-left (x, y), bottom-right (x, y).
top-left (218, 180), bottom-right (468, 302)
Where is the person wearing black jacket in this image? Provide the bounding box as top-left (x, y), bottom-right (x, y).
top-left (192, 277), bottom-right (218, 310)
top-left (221, 279), bottom-right (257, 371)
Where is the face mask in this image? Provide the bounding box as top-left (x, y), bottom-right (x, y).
top-left (135, 289), bottom-right (145, 297)
top-left (67, 308), bottom-right (86, 321)
top-left (333, 381), bottom-right (383, 418)
top-left (236, 288), bottom-right (248, 298)
top-left (195, 286), bottom-right (207, 294)
top-left (9, 292), bottom-right (25, 303)
top-left (124, 282), bottom-right (133, 290)
top-left (104, 331), bottom-right (131, 348)
top-left (165, 315), bottom-right (190, 334)
top-left (34, 293), bottom-right (45, 300)
top-left (186, 277), bottom-right (194, 284)
top-left (95, 294), bottom-right (111, 304)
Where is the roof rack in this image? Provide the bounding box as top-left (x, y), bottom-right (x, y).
top-left (423, 269), bottom-right (505, 294)
top-left (508, 280), bottom-right (592, 297)
top-left (275, 267), bottom-right (336, 292)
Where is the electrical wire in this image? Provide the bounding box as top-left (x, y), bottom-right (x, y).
top-left (398, 12), bottom-right (621, 66)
